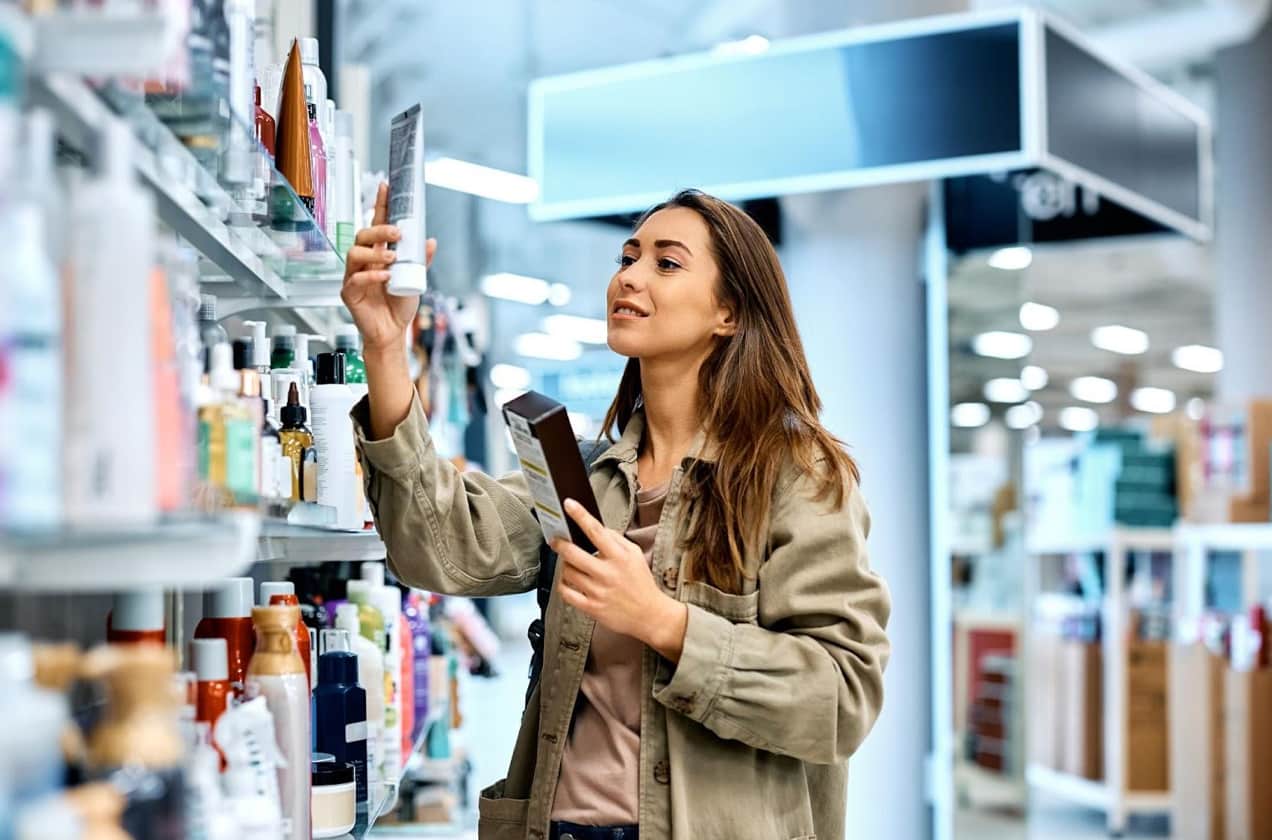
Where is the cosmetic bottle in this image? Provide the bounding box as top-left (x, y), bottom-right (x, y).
top-left (0, 634), bottom-right (69, 840)
top-left (331, 110), bottom-right (356, 255)
top-left (274, 40), bottom-right (313, 213)
top-left (106, 590), bottom-right (166, 646)
top-left (333, 324), bottom-right (368, 399)
top-left (404, 590), bottom-right (432, 743)
top-left (213, 697), bottom-right (283, 840)
top-left (363, 563), bottom-right (404, 772)
top-left (261, 581), bottom-right (311, 688)
top-left (194, 577), bottom-right (255, 692)
top-left (65, 119), bottom-right (157, 528)
top-left (307, 101), bottom-right (328, 231)
top-left (151, 259), bottom-right (190, 516)
top-left (314, 629), bottom-right (369, 811)
top-left (278, 382), bottom-right (313, 502)
top-left (295, 333), bottom-right (313, 385)
top-left (312, 352), bottom-right (359, 529)
top-left (236, 346), bottom-right (283, 502)
top-left (223, 0), bottom-right (255, 183)
top-left (198, 294), bottom-right (227, 373)
top-left (246, 606), bottom-right (310, 840)
top-left (270, 324), bottom-right (296, 370)
top-left (322, 98), bottom-right (337, 241)
top-left (334, 603), bottom-right (383, 803)
top-left (203, 342), bottom-right (259, 507)
top-left (83, 645), bottom-right (185, 840)
top-left (254, 85), bottom-right (275, 156)
top-left (190, 638), bottom-right (231, 735)
top-left (298, 37), bottom-right (328, 133)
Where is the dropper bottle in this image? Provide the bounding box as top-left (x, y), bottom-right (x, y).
top-left (279, 382), bottom-right (313, 502)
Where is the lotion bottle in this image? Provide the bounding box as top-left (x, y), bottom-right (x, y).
top-left (334, 603), bottom-right (383, 805)
top-left (311, 352), bottom-right (358, 529)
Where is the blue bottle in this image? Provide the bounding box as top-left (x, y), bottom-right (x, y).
top-left (314, 629), bottom-right (369, 811)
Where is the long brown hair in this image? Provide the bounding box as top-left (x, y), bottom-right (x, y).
top-left (601, 190), bottom-right (859, 593)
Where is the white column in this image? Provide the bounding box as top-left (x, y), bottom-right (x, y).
top-left (782, 183), bottom-right (933, 840)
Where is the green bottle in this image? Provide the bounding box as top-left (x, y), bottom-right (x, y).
top-left (271, 324), bottom-right (296, 370)
top-left (333, 325), bottom-right (367, 394)
top-left (345, 580), bottom-right (386, 654)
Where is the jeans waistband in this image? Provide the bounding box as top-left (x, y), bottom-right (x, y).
top-left (549, 821), bottom-right (639, 840)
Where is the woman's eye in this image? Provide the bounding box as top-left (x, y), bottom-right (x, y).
top-left (657, 258), bottom-right (681, 270)
top-left (616, 254), bottom-right (636, 267)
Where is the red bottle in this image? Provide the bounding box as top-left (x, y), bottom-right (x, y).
top-left (263, 581), bottom-right (312, 688)
top-left (106, 590), bottom-right (166, 646)
top-left (255, 84), bottom-right (276, 157)
top-left (191, 638), bottom-right (231, 730)
top-left (195, 577), bottom-right (256, 693)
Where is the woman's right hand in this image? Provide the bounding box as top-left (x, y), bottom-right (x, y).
top-left (340, 182), bottom-right (437, 355)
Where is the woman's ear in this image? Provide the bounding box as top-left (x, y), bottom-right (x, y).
top-left (715, 306), bottom-right (739, 338)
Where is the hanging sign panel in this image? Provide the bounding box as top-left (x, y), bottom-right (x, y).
top-left (528, 9), bottom-right (1211, 241)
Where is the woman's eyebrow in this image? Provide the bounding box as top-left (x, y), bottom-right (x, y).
top-left (624, 237), bottom-right (693, 256)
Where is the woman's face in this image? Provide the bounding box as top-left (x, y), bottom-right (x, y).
top-left (606, 207), bottom-right (735, 362)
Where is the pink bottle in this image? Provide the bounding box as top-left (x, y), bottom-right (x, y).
top-left (307, 102), bottom-right (327, 231)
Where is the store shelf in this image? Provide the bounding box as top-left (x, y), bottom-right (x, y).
top-left (0, 513), bottom-right (260, 591)
top-left (1176, 522), bottom-right (1272, 550)
top-left (956, 762), bottom-right (1026, 810)
top-left (257, 521), bottom-right (386, 564)
top-left (1026, 764), bottom-right (1171, 815)
top-left (354, 714), bottom-right (449, 838)
top-left (1027, 527), bottom-right (1176, 556)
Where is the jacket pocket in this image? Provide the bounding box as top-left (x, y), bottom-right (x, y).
top-left (478, 779), bottom-right (529, 840)
top-left (681, 580), bottom-right (759, 623)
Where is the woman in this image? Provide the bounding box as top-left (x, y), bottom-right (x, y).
top-left (342, 187), bottom-right (891, 840)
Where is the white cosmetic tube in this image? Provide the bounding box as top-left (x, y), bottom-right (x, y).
top-left (386, 103), bottom-right (427, 297)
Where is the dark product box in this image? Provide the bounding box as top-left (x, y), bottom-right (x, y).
top-left (502, 391), bottom-right (602, 552)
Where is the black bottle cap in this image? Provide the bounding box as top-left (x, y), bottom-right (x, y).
top-left (232, 338), bottom-right (253, 371)
top-left (281, 382), bottom-right (307, 426)
top-left (316, 352), bottom-right (346, 385)
top-left (311, 761), bottom-right (355, 787)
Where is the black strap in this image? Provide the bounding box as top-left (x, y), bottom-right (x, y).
top-left (526, 438), bottom-right (610, 705)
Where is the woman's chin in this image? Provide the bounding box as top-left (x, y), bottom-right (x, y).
top-left (606, 335), bottom-right (642, 357)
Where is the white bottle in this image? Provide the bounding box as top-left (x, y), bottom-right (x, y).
top-left (331, 110), bottom-right (356, 255)
top-left (65, 118), bottom-right (157, 527)
top-left (0, 110), bottom-right (62, 530)
top-left (334, 603), bottom-right (385, 806)
top-left (362, 562), bottom-right (403, 775)
top-left (298, 37), bottom-right (328, 139)
top-left (311, 352), bottom-right (359, 529)
top-left (323, 98), bottom-right (337, 243)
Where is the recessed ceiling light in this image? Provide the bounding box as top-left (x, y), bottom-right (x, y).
top-left (481, 272), bottom-right (551, 305)
top-left (1070, 376), bottom-right (1118, 404)
top-left (425, 157), bottom-right (539, 203)
top-left (543, 314), bottom-right (608, 344)
top-left (988, 246), bottom-right (1033, 271)
top-left (1005, 401), bottom-right (1043, 430)
top-left (1021, 365), bottom-right (1049, 391)
top-left (951, 402), bottom-right (991, 428)
top-left (1019, 301), bottom-right (1059, 331)
top-left (1171, 344), bottom-right (1223, 374)
top-left (1059, 406), bottom-right (1099, 432)
top-left (1091, 324), bottom-right (1149, 355)
top-left (1131, 387), bottom-right (1177, 415)
top-left (984, 377), bottom-right (1029, 403)
top-left (972, 331), bottom-right (1033, 360)
top-left (1187, 397), bottom-right (1206, 420)
top-left (547, 283), bottom-right (573, 307)
top-left (514, 332), bottom-right (582, 361)
top-left (489, 363), bottom-right (531, 390)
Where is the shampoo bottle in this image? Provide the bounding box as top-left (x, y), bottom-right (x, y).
top-left (190, 638), bottom-right (231, 733)
top-left (334, 603), bottom-right (383, 805)
top-left (246, 606), bottom-right (310, 840)
top-left (65, 119), bottom-right (157, 528)
top-left (404, 590), bottom-right (431, 743)
top-left (262, 581), bottom-right (312, 688)
top-left (106, 590), bottom-right (166, 646)
top-left (311, 352), bottom-right (358, 529)
top-left (194, 577), bottom-right (255, 692)
top-left (363, 563), bottom-right (403, 772)
top-left (314, 629), bottom-right (369, 812)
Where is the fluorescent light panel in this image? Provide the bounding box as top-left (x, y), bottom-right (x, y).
top-left (1021, 365), bottom-right (1049, 391)
top-left (1172, 344), bottom-right (1223, 374)
top-left (489, 363), bottom-right (531, 390)
top-left (951, 402), bottom-right (991, 428)
top-left (425, 157), bottom-right (539, 204)
top-left (514, 332), bottom-right (582, 361)
top-left (1019, 301), bottom-right (1059, 331)
top-left (543, 314), bottom-right (608, 345)
top-left (972, 331), bottom-right (1033, 360)
top-left (1069, 376), bottom-right (1118, 404)
top-left (1091, 324), bottom-right (1149, 355)
top-left (1005, 401), bottom-right (1043, 430)
top-left (1131, 387), bottom-right (1176, 415)
top-left (481, 272), bottom-right (550, 305)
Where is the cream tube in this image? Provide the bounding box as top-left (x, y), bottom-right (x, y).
top-left (386, 103), bottom-right (427, 297)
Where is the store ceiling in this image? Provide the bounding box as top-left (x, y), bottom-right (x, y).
top-left (948, 234), bottom-right (1215, 429)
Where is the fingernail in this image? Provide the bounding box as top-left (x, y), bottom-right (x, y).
top-left (389, 226), bottom-right (401, 239)
top-left (385, 252), bottom-right (397, 262)
top-left (563, 499), bottom-right (577, 512)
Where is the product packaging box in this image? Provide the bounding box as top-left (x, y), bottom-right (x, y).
top-left (1126, 640), bottom-right (1170, 792)
top-left (1059, 640), bottom-right (1103, 781)
top-left (1224, 667), bottom-right (1272, 840)
top-left (502, 391), bottom-right (602, 551)
top-left (1170, 644), bottom-right (1226, 840)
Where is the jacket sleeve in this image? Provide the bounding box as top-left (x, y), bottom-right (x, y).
top-left (652, 469), bottom-right (891, 764)
top-left (351, 392), bottom-right (543, 596)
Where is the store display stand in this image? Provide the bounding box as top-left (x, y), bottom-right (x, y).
top-left (1024, 527), bottom-right (1176, 836)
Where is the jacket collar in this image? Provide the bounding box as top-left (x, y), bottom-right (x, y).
top-left (593, 407), bottom-right (719, 468)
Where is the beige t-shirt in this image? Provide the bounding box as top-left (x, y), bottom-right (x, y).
top-left (551, 480), bottom-right (669, 826)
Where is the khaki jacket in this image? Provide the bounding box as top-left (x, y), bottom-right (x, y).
top-left (352, 395), bottom-right (891, 840)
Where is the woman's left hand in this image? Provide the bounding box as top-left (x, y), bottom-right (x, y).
top-left (555, 499), bottom-right (688, 662)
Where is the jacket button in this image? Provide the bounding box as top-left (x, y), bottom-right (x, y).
top-left (672, 693), bottom-right (696, 714)
top-left (653, 760), bottom-right (670, 785)
top-left (543, 732), bottom-right (558, 744)
top-left (561, 639), bottom-right (581, 651)
top-left (661, 566), bottom-right (678, 591)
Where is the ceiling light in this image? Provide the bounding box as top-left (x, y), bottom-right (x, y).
top-left (543, 314), bottom-right (607, 345)
top-left (1005, 401), bottom-right (1043, 430)
top-left (984, 377), bottom-right (1029, 403)
top-left (1091, 324), bottom-right (1149, 355)
top-left (1069, 376), bottom-right (1118, 404)
top-left (514, 332), bottom-right (582, 361)
top-left (972, 331), bottom-right (1032, 360)
top-left (547, 283), bottom-right (572, 307)
top-left (712, 34), bottom-right (770, 56)
top-left (425, 157), bottom-right (539, 203)
top-left (480, 272), bottom-right (550, 305)
top-left (1059, 406), bottom-right (1100, 432)
top-left (494, 388), bottom-right (527, 407)
top-left (1021, 365), bottom-right (1049, 391)
top-left (988, 246), bottom-right (1033, 271)
top-left (489, 363), bottom-right (531, 390)
top-left (1131, 387), bottom-right (1176, 415)
top-left (951, 402), bottom-right (991, 428)
top-left (1019, 301), bottom-right (1059, 331)
top-left (1187, 397), bottom-right (1206, 420)
top-left (1172, 344), bottom-right (1223, 374)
